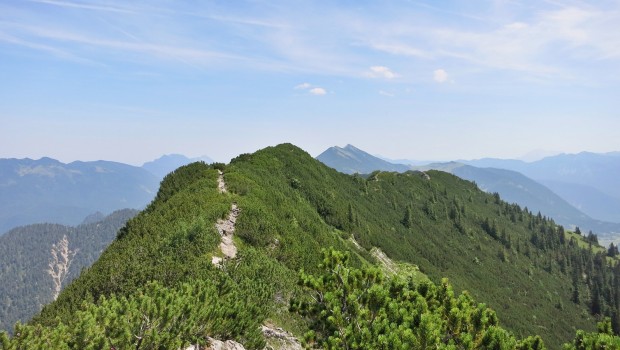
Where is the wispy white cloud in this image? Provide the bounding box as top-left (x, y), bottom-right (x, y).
top-left (367, 66), bottom-right (399, 79)
top-left (0, 30), bottom-right (101, 65)
top-left (309, 87), bottom-right (326, 95)
top-left (0, 23), bottom-right (244, 67)
top-left (2, 0), bottom-right (619, 83)
top-left (294, 82), bottom-right (311, 89)
top-left (294, 82), bottom-right (327, 95)
top-left (1, 1), bottom-right (296, 72)
top-left (1, 0), bottom-right (619, 164)
top-left (352, 2), bottom-right (620, 81)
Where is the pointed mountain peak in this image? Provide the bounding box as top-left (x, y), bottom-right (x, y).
top-left (317, 144), bottom-right (410, 174)
top-left (343, 144), bottom-right (360, 151)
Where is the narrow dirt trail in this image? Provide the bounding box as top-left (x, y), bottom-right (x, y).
top-left (216, 204), bottom-right (239, 259)
top-left (210, 171), bottom-right (303, 348)
top-left (217, 169), bottom-right (228, 194)
top-left (212, 170), bottom-right (239, 265)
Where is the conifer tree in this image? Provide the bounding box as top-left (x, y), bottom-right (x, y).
top-left (402, 205), bottom-right (414, 228)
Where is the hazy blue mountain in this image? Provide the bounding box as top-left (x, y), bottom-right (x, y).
top-left (538, 180), bottom-right (620, 223)
top-left (520, 152), bottom-right (620, 199)
top-left (0, 158), bottom-right (159, 234)
top-left (375, 156), bottom-right (436, 166)
top-left (142, 154), bottom-right (213, 179)
top-left (317, 144), bottom-right (410, 174)
top-left (462, 152), bottom-right (620, 223)
top-left (517, 149), bottom-right (561, 162)
top-left (458, 157), bottom-right (528, 171)
top-left (0, 209), bottom-right (137, 332)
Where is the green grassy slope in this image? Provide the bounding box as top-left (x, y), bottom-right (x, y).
top-left (30, 144), bottom-right (619, 349)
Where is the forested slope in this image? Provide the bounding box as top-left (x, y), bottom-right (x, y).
top-left (6, 144), bottom-right (620, 349)
top-left (0, 209), bottom-right (137, 332)
top-left (225, 144), bottom-right (620, 347)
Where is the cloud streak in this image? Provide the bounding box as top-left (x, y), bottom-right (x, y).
top-left (0, 22), bottom-right (245, 68)
top-left (372, 6), bottom-right (617, 82)
top-left (2, 0), bottom-right (619, 84)
top-left (28, 0), bottom-right (136, 14)
top-left (294, 82), bottom-right (327, 95)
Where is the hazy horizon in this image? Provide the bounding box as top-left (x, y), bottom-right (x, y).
top-left (3, 145), bottom-right (618, 168)
top-left (2, 1), bottom-right (619, 164)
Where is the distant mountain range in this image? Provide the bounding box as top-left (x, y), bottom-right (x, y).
top-left (461, 152), bottom-right (620, 223)
top-left (0, 154), bottom-right (212, 234)
top-left (317, 145), bottom-right (620, 240)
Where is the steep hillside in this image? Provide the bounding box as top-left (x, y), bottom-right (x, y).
top-left (0, 158), bottom-right (159, 234)
top-left (0, 209), bottom-right (137, 332)
top-left (19, 145), bottom-right (620, 349)
top-left (417, 163), bottom-right (620, 238)
top-left (317, 144), bottom-right (410, 174)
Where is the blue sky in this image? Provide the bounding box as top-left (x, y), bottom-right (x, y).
top-left (1, 0), bottom-right (619, 164)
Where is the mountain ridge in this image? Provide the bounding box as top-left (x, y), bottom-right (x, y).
top-left (317, 144), bottom-right (410, 174)
top-left (25, 143), bottom-right (620, 348)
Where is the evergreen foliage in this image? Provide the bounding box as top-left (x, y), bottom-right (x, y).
top-left (31, 162), bottom-right (229, 326)
top-left (563, 318), bottom-right (620, 350)
top-left (1, 279), bottom-right (265, 349)
top-left (291, 248), bottom-right (549, 349)
top-left (11, 144), bottom-right (620, 349)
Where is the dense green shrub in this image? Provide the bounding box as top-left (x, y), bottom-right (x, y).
top-left (291, 249), bottom-right (548, 350)
top-left (1, 279), bottom-right (265, 349)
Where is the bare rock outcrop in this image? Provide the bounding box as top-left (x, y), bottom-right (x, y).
top-left (217, 170), bottom-right (227, 193)
top-left (215, 204), bottom-right (239, 260)
top-left (262, 324), bottom-right (303, 350)
top-left (47, 234), bottom-right (78, 300)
